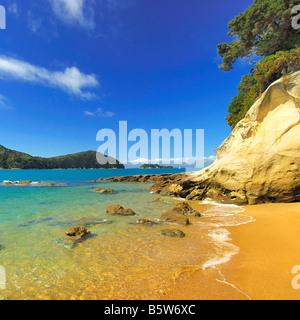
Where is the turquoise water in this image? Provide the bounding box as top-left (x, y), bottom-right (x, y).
top-left (0, 168), bottom-right (252, 300)
top-left (0, 168), bottom-right (183, 183)
top-left (0, 168), bottom-right (193, 300)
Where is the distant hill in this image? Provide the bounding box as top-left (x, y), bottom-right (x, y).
top-left (0, 145), bottom-right (124, 169)
top-left (140, 164), bottom-right (173, 169)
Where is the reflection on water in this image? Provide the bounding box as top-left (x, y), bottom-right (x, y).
top-left (0, 180), bottom-right (253, 300)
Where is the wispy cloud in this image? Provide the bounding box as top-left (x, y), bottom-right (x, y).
top-left (8, 3), bottom-right (19, 17)
top-left (84, 108), bottom-right (115, 118)
top-left (49, 0), bottom-right (95, 29)
top-left (128, 156), bottom-right (216, 168)
top-left (0, 94), bottom-right (11, 110)
top-left (27, 11), bottom-right (43, 33)
top-left (0, 55), bottom-right (99, 99)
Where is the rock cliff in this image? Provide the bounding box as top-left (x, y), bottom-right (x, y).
top-left (154, 71), bottom-right (300, 204)
top-left (106, 72), bottom-right (300, 205)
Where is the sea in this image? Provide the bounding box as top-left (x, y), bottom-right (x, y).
top-left (0, 169), bottom-right (254, 300)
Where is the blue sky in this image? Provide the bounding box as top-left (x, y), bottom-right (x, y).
top-left (0, 0), bottom-right (254, 165)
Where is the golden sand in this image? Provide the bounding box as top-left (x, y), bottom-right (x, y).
top-left (222, 203), bottom-right (300, 300)
top-left (161, 202), bottom-right (300, 300)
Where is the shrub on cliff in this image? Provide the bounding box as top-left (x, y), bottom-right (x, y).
top-left (226, 48), bottom-right (300, 129)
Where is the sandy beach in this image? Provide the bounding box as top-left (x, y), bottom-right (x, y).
top-left (221, 202), bottom-right (300, 300)
top-left (161, 202), bottom-right (300, 300)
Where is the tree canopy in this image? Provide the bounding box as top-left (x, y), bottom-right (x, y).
top-left (218, 0), bottom-right (300, 71)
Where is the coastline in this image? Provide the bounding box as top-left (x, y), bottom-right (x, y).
top-left (221, 202), bottom-right (300, 300)
top-left (1, 170), bottom-right (300, 300)
top-left (160, 202), bottom-right (300, 300)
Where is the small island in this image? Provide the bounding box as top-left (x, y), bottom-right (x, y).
top-left (140, 164), bottom-right (174, 169)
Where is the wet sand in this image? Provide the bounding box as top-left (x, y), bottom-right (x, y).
top-left (161, 202), bottom-right (300, 300)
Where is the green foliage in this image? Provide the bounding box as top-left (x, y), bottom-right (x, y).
top-left (218, 0), bottom-right (300, 71)
top-left (226, 48), bottom-right (300, 129)
top-left (0, 145), bottom-right (124, 170)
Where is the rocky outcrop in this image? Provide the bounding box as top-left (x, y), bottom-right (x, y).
top-left (169, 202), bottom-right (202, 217)
top-left (161, 210), bottom-right (190, 226)
top-left (103, 174), bottom-right (175, 183)
top-left (106, 205), bottom-right (136, 216)
top-left (65, 225), bottom-right (90, 238)
top-left (100, 72), bottom-right (300, 205)
top-left (159, 202), bottom-right (202, 225)
top-left (3, 180), bottom-right (32, 185)
top-left (151, 72), bottom-right (300, 205)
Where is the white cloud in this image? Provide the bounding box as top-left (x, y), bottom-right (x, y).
top-left (84, 108), bottom-right (115, 118)
top-left (84, 110), bottom-right (95, 116)
top-left (50, 0), bottom-right (95, 29)
top-left (0, 55), bottom-right (99, 99)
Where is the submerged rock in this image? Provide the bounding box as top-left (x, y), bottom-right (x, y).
top-left (161, 229), bottom-right (186, 238)
top-left (65, 225), bottom-right (90, 238)
top-left (106, 205), bottom-right (136, 216)
top-left (92, 188), bottom-right (115, 193)
top-left (152, 197), bottom-right (164, 203)
top-left (19, 217), bottom-right (54, 228)
top-left (52, 217), bottom-right (112, 228)
top-left (131, 218), bottom-right (157, 225)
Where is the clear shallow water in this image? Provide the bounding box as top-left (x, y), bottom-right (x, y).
top-left (0, 169), bottom-right (253, 300)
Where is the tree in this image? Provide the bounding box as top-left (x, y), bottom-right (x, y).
top-left (226, 48), bottom-right (300, 129)
top-left (218, 0), bottom-right (300, 71)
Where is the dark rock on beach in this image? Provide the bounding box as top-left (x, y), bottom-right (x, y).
top-left (169, 202), bottom-right (202, 217)
top-left (159, 201), bottom-right (202, 225)
top-left (106, 205), bottom-right (136, 216)
top-left (65, 225), bottom-right (90, 238)
top-left (160, 210), bottom-right (190, 225)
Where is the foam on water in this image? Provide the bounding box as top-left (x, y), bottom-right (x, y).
top-left (198, 200), bottom-right (255, 270)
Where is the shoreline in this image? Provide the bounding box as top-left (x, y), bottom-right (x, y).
top-left (161, 202), bottom-right (300, 300)
top-left (221, 202), bottom-right (300, 300)
top-left (1, 171), bottom-right (299, 300)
